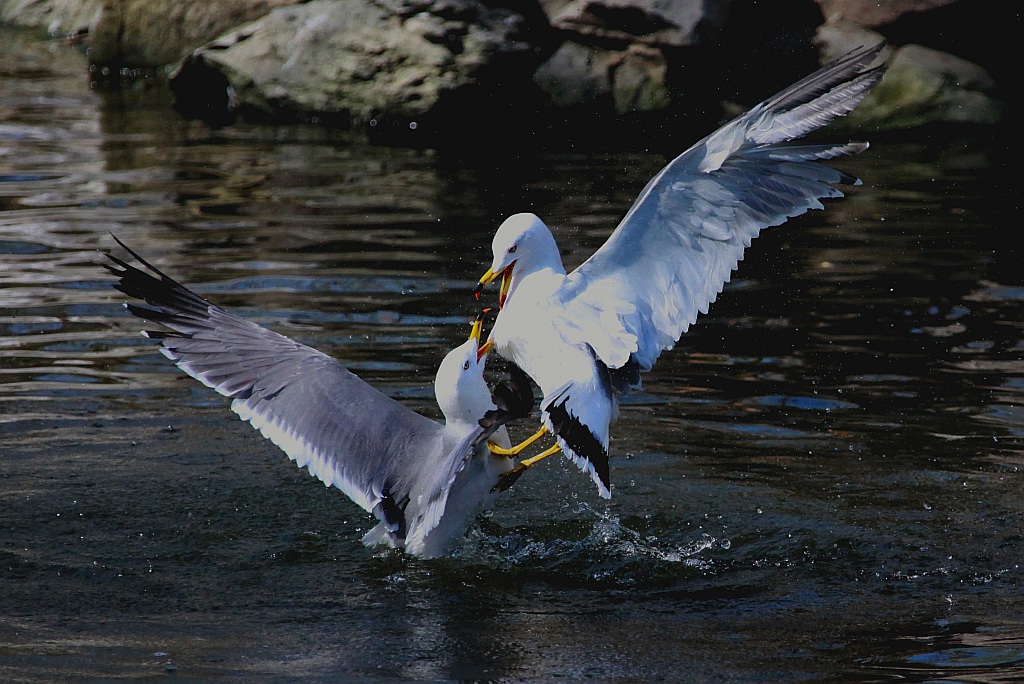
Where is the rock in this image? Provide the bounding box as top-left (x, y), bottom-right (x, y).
top-left (815, 25), bottom-right (1005, 130)
top-left (814, 23), bottom-right (890, 62)
top-left (611, 43), bottom-right (670, 113)
top-left (530, 0), bottom-right (731, 117)
top-left (4, 0), bottom-right (1007, 133)
top-left (539, 0), bottom-right (731, 46)
top-left (170, 0), bottom-right (530, 125)
top-left (534, 42), bottom-right (616, 108)
top-left (0, 0), bottom-right (101, 39)
top-left (812, 0), bottom-right (959, 28)
top-left (867, 43), bottom-right (1005, 128)
top-left (0, 0), bottom-right (298, 67)
top-left (89, 0), bottom-right (301, 68)
top-left (533, 40), bottom-right (668, 113)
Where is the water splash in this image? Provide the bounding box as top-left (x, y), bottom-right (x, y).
top-left (579, 504), bottom-right (718, 567)
top-left (446, 502), bottom-right (722, 586)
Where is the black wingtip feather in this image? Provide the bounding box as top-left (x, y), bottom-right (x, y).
top-left (546, 397), bottom-right (611, 492)
top-left (109, 233), bottom-right (168, 279)
top-left (124, 302), bottom-right (197, 331)
top-left (106, 236), bottom-right (215, 319)
top-left (765, 41), bottom-right (887, 113)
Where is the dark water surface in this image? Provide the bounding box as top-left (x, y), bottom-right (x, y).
top-left (2, 28), bottom-right (1022, 683)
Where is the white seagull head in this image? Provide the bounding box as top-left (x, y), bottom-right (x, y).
top-left (477, 213), bottom-right (563, 307)
top-left (434, 312), bottom-right (495, 431)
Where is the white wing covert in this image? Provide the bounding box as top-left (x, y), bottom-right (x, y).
top-left (556, 43), bottom-right (886, 372)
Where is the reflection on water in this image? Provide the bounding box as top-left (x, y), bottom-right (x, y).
top-left (2, 26), bottom-right (1022, 683)
top-left (859, 621), bottom-right (1024, 683)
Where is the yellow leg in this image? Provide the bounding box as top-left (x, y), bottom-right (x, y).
top-left (519, 442), bottom-right (561, 468)
top-left (487, 425), bottom-right (548, 456)
top-left (492, 443), bottom-right (563, 493)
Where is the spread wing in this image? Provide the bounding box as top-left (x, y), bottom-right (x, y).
top-left (557, 43), bottom-right (887, 371)
top-left (105, 238), bottom-right (452, 537)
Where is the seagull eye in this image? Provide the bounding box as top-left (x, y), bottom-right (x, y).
top-left (463, 360), bottom-right (470, 370)
top-left (508, 244), bottom-right (517, 254)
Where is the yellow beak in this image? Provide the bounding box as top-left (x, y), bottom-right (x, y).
top-left (477, 339), bottom-right (494, 362)
top-left (497, 264), bottom-right (514, 309)
top-left (469, 316), bottom-right (483, 344)
top-left (475, 262), bottom-right (515, 309)
top-left (470, 309), bottom-right (494, 361)
top-left (474, 267), bottom-right (499, 299)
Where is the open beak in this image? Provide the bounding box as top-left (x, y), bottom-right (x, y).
top-left (477, 338), bottom-right (494, 362)
top-left (475, 262), bottom-right (515, 309)
top-left (470, 309), bottom-right (494, 362)
top-left (497, 263), bottom-right (514, 309)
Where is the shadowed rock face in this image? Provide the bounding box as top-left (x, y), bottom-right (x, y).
top-left (0, 0), bottom-right (102, 39)
top-left (0, 0), bottom-right (1010, 132)
top-left (539, 0), bottom-right (731, 46)
top-left (813, 0), bottom-right (958, 27)
top-left (170, 0), bottom-right (532, 125)
top-left (89, 0), bottom-right (302, 68)
top-left (814, 25), bottom-right (1007, 131)
top-left (533, 41), bottom-right (670, 114)
top-left (853, 43), bottom-right (1005, 129)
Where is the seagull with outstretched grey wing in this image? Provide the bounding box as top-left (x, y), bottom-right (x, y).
top-left (475, 43), bottom-right (889, 497)
top-left (105, 238), bottom-right (534, 558)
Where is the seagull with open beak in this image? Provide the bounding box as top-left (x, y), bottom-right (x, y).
top-left (473, 43), bottom-right (888, 498)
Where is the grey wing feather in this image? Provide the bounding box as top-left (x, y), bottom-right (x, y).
top-left (105, 239), bottom-right (445, 529)
top-left (402, 430), bottom-right (482, 555)
top-left (557, 43), bottom-right (887, 371)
